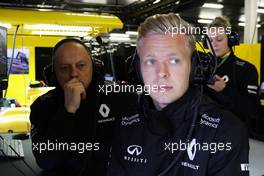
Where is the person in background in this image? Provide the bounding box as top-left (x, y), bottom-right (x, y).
top-left (206, 16), bottom-right (260, 132)
top-left (107, 13), bottom-right (249, 176)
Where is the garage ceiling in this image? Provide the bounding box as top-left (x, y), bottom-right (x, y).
top-left (0, 0), bottom-right (263, 39)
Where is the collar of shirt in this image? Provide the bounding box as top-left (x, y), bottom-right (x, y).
top-left (140, 88), bottom-right (199, 135)
top-left (217, 51), bottom-right (231, 68)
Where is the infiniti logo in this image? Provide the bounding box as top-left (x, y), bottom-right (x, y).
top-left (127, 145), bottom-right (142, 156)
top-left (124, 145), bottom-right (147, 164)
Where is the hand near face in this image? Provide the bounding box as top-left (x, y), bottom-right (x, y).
top-left (207, 75), bottom-right (226, 92)
top-left (64, 78), bottom-right (86, 113)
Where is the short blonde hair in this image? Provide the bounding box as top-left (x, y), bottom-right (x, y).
top-left (137, 13), bottom-right (195, 54)
top-left (208, 16), bottom-right (231, 28)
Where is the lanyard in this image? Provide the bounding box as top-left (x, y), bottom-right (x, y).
top-left (218, 51), bottom-right (231, 68)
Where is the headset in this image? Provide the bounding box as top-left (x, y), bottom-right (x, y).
top-left (44, 38), bottom-right (104, 87)
top-left (202, 31), bottom-right (240, 49)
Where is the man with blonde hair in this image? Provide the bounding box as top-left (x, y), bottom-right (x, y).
top-left (107, 13), bottom-right (249, 176)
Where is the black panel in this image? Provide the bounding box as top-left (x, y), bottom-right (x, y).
top-left (35, 47), bottom-right (53, 81)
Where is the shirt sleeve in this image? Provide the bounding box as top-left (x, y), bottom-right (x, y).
top-left (235, 63), bottom-right (260, 119)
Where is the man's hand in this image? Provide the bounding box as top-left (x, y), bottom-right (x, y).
top-left (64, 78), bottom-right (86, 113)
top-left (207, 75), bottom-right (226, 92)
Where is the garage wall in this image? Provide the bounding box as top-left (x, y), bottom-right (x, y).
top-left (6, 35), bottom-right (64, 106)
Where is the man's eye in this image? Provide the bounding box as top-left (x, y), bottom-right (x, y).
top-left (169, 58), bottom-right (179, 64)
top-left (60, 66), bottom-right (69, 70)
top-left (145, 59), bottom-right (156, 65)
top-left (78, 63), bottom-right (86, 69)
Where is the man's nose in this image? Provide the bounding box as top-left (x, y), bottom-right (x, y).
top-left (70, 66), bottom-right (78, 77)
top-left (211, 40), bottom-right (217, 48)
top-left (158, 63), bottom-right (169, 78)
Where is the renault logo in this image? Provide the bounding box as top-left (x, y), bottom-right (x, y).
top-left (187, 138), bottom-right (197, 161)
top-left (99, 104), bottom-right (110, 118)
top-left (127, 145), bottom-right (142, 156)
